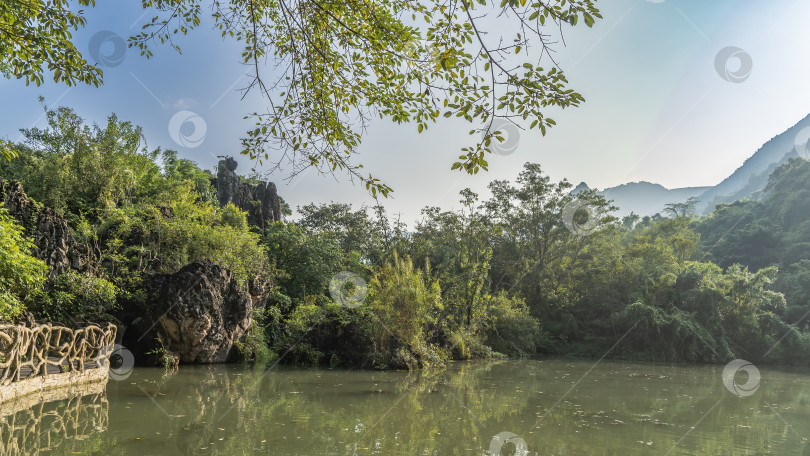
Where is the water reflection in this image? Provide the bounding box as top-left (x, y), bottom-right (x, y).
top-left (0, 385), bottom-right (108, 455)
top-left (14, 360), bottom-right (810, 455)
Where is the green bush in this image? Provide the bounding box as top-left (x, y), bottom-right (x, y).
top-left (0, 207), bottom-right (47, 321)
top-left (99, 185), bottom-right (267, 285)
top-left (367, 253), bottom-right (447, 369)
top-left (34, 271), bottom-right (119, 324)
top-left (483, 293), bottom-right (542, 357)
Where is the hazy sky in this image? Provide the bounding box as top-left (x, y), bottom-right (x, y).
top-left (1, 0), bottom-right (809, 224)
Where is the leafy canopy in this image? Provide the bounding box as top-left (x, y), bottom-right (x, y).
top-left (132, 0), bottom-right (600, 195)
top-left (1, 0), bottom-right (601, 194)
top-left (0, 0), bottom-right (102, 87)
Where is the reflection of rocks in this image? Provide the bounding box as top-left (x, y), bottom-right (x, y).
top-left (0, 180), bottom-right (88, 277)
top-left (0, 387), bottom-right (108, 456)
top-left (126, 260), bottom-right (266, 364)
top-left (211, 157), bottom-right (281, 233)
top-left (157, 366), bottom-right (248, 455)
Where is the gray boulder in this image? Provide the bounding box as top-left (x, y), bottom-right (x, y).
top-left (135, 260), bottom-right (267, 364)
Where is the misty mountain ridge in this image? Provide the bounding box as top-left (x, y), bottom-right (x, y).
top-left (694, 111), bottom-right (810, 213)
top-left (579, 112), bottom-right (810, 217)
top-left (572, 181), bottom-right (709, 218)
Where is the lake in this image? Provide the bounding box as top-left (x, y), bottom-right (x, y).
top-left (4, 359), bottom-right (810, 455)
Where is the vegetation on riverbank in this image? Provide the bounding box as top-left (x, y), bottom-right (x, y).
top-left (1, 107), bottom-right (810, 368)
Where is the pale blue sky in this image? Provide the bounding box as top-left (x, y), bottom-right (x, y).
top-left (1, 0), bottom-right (809, 223)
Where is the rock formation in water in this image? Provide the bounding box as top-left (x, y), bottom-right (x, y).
top-left (125, 259), bottom-right (268, 364)
top-left (0, 179), bottom-right (89, 277)
top-left (211, 157), bottom-right (281, 233)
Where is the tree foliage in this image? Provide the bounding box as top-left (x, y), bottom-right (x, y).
top-left (129, 0), bottom-right (602, 194)
top-left (3, 0), bottom-right (604, 193)
top-left (0, 0), bottom-right (102, 87)
top-left (2, 108), bottom-right (809, 369)
top-left (0, 207), bottom-right (47, 321)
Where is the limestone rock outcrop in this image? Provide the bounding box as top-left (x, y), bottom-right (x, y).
top-left (126, 259), bottom-right (267, 364)
top-left (0, 180), bottom-right (88, 277)
top-left (211, 157), bottom-right (281, 233)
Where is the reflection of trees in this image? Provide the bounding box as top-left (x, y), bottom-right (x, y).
top-left (235, 360), bottom-right (533, 455)
top-left (0, 387), bottom-right (108, 455)
top-left (26, 360), bottom-right (810, 455)
top-left (82, 360), bottom-right (535, 455)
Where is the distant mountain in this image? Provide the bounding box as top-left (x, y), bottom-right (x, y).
top-left (571, 181), bottom-right (707, 217)
top-left (571, 182), bottom-right (591, 195)
top-left (600, 182), bottom-right (709, 218)
top-left (695, 112), bottom-right (810, 213)
top-left (577, 112), bottom-right (810, 217)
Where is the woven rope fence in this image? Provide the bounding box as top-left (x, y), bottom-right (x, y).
top-left (0, 323), bottom-right (117, 386)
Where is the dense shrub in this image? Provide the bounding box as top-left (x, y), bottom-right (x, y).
top-left (367, 253), bottom-right (447, 369)
top-left (34, 271), bottom-right (120, 324)
top-left (482, 293), bottom-right (541, 357)
top-left (0, 207), bottom-right (47, 321)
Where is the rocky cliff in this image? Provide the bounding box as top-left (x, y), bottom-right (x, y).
top-left (0, 179), bottom-right (268, 364)
top-left (0, 180), bottom-right (89, 277)
top-left (211, 157), bottom-right (281, 233)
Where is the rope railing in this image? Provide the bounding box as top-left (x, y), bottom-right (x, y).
top-left (0, 323), bottom-right (117, 386)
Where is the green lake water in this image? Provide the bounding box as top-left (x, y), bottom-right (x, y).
top-left (4, 359), bottom-right (810, 455)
